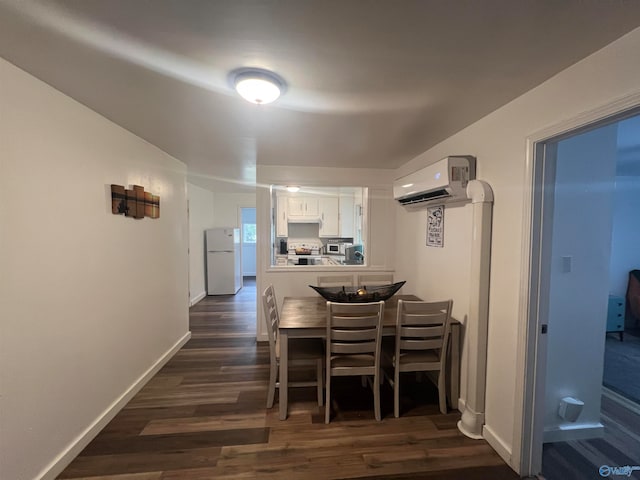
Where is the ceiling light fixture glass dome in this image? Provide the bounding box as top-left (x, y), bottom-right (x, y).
top-left (230, 68), bottom-right (286, 105)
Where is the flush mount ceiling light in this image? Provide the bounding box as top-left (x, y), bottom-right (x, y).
top-left (230, 68), bottom-right (286, 105)
top-left (286, 186), bottom-right (300, 193)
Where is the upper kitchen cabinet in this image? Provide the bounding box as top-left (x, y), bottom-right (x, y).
top-left (287, 196), bottom-right (319, 219)
top-left (339, 193), bottom-right (355, 237)
top-left (318, 196), bottom-right (339, 237)
top-left (276, 195), bottom-right (288, 237)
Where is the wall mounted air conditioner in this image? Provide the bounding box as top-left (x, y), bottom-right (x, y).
top-left (393, 156), bottom-right (476, 209)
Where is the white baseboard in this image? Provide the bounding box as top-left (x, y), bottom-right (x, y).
top-left (190, 290), bottom-right (206, 306)
top-left (483, 424), bottom-right (512, 466)
top-left (456, 398), bottom-right (513, 468)
top-left (543, 422), bottom-right (604, 443)
top-left (37, 331), bottom-right (192, 480)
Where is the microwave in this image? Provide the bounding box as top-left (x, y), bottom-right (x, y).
top-left (326, 242), bottom-right (352, 255)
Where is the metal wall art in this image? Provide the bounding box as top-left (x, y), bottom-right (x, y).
top-left (111, 184), bottom-right (160, 219)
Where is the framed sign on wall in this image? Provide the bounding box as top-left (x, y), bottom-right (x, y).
top-left (427, 205), bottom-right (444, 247)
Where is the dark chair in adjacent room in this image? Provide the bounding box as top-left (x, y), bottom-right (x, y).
top-left (627, 269), bottom-right (640, 328)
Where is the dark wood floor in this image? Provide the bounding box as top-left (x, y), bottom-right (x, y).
top-left (58, 278), bottom-right (519, 479)
top-left (541, 390), bottom-right (640, 480)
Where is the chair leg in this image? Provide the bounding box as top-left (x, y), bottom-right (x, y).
top-left (267, 360), bottom-right (277, 409)
top-left (374, 370), bottom-right (381, 421)
top-left (437, 372), bottom-right (447, 415)
top-left (394, 366), bottom-right (400, 418)
top-left (325, 375), bottom-right (331, 424)
top-left (316, 359), bottom-right (324, 407)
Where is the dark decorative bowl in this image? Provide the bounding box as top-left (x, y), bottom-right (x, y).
top-left (309, 281), bottom-right (406, 303)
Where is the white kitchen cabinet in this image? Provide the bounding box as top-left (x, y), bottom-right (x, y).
top-left (339, 194), bottom-right (355, 238)
top-left (354, 203), bottom-right (363, 244)
top-left (318, 197), bottom-right (339, 237)
top-left (276, 196), bottom-right (288, 237)
top-left (287, 196), bottom-right (319, 218)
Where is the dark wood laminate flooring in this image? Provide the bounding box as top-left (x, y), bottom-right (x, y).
top-left (541, 390), bottom-right (640, 480)
top-left (58, 278), bottom-right (519, 479)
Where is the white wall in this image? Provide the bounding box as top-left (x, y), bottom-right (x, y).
top-left (393, 27), bottom-right (640, 471)
top-left (609, 176), bottom-right (640, 297)
top-left (255, 165), bottom-right (396, 340)
top-left (212, 192), bottom-right (256, 228)
top-left (543, 125), bottom-right (617, 441)
top-left (0, 58), bottom-right (190, 480)
top-left (188, 183), bottom-right (215, 305)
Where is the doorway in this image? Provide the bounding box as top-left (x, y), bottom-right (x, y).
top-left (520, 105), bottom-right (640, 477)
top-left (240, 207), bottom-right (257, 277)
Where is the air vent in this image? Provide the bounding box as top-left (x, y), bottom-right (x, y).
top-left (398, 189), bottom-right (450, 205)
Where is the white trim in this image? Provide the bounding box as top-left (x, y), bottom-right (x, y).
top-left (524, 90), bottom-right (640, 144)
top-left (542, 423), bottom-right (604, 443)
top-left (514, 89), bottom-right (640, 476)
top-left (483, 424), bottom-right (513, 465)
top-left (190, 290), bottom-right (207, 306)
top-left (36, 332), bottom-right (192, 480)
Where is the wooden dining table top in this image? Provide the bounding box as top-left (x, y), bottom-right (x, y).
top-left (279, 294), bottom-right (422, 330)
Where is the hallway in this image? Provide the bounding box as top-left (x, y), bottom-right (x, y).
top-left (57, 279), bottom-right (518, 479)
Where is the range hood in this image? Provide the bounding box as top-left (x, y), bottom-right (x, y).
top-left (287, 217), bottom-right (320, 224)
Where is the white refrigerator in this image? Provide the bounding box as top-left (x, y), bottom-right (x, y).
top-left (206, 228), bottom-right (242, 295)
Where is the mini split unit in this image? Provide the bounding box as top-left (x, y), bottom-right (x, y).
top-left (393, 156), bottom-right (476, 208)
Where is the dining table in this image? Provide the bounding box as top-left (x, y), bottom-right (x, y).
top-left (278, 294), bottom-right (461, 420)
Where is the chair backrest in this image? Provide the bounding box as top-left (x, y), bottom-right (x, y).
top-left (628, 270), bottom-right (640, 322)
top-left (395, 299), bottom-right (453, 362)
top-left (326, 301), bottom-right (384, 363)
top-left (357, 273), bottom-right (394, 287)
top-left (262, 285), bottom-right (279, 362)
top-left (317, 275), bottom-right (354, 288)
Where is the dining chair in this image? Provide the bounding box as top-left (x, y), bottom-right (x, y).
top-left (262, 285), bottom-right (324, 409)
top-left (325, 300), bottom-right (385, 423)
top-left (356, 273), bottom-right (394, 287)
top-left (317, 275), bottom-right (354, 288)
top-left (383, 299), bottom-right (453, 417)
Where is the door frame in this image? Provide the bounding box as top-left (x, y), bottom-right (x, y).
top-left (237, 205), bottom-right (257, 277)
top-left (513, 90), bottom-right (640, 475)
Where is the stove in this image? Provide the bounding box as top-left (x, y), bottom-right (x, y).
top-left (287, 240), bottom-right (322, 265)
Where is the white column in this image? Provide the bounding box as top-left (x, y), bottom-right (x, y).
top-left (458, 180), bottom-right (494, 439)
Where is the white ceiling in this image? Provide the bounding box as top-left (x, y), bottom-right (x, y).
top-left (2, 0), bottom-right (640, 191)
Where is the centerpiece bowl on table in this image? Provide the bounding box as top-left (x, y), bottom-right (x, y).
top-left (308, 281), bottom-right (406, 303)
